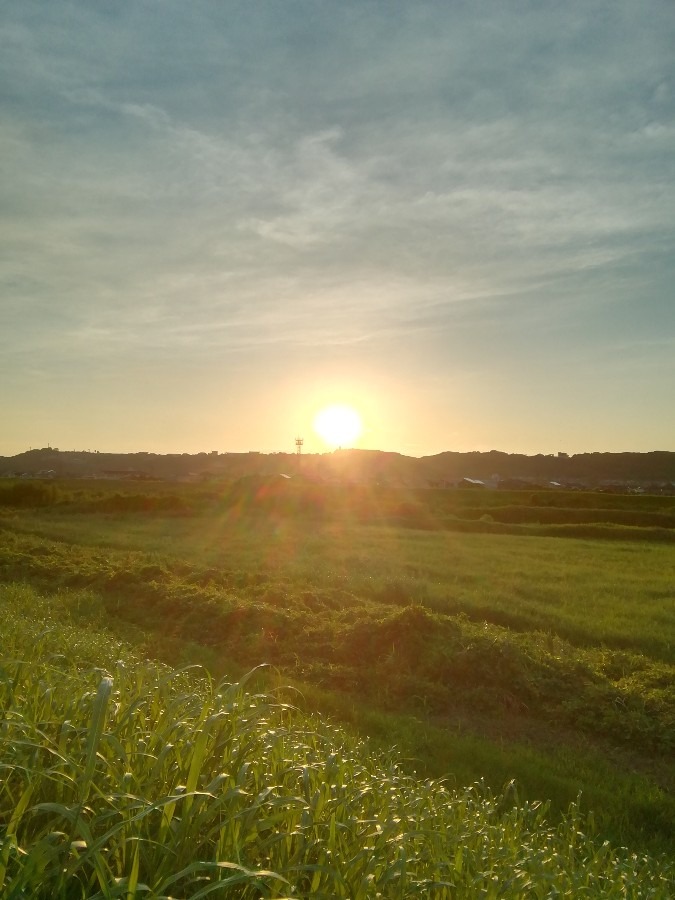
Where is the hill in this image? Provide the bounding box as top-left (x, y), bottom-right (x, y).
top-left (2, 447), bottom-right (675, 489)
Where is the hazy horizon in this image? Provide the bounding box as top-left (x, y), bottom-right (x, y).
top-left (2, 2), bottom-right (674, 458)
top-left (4, 443), bottom-right (675, 461)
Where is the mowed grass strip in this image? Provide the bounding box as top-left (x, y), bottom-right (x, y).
top-left (2, 524), bottom-right (674, 751)
top-left (2, 511), bottom-right (674, 660)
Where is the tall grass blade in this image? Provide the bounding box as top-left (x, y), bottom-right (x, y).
top-left (79, 675), bottom-right (113, 803)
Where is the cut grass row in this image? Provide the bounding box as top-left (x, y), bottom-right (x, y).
top-left (3, 511), bottom-right (674, 661)
top-left (1, 583), bottom-right (673, 898)
top-left (1, 510), bottom-right (674, 855)
top-left (3, 527), bottom-right (674, 749)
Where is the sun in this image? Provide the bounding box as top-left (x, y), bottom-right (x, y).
top-left (313, 404), bottom-right (363, 448)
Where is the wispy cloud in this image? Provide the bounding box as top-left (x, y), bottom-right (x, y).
top-left (1, 0), bottom-right (674, 452)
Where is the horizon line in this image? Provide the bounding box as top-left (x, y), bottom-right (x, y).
top-left (3, 446), bottom-right (674, 461)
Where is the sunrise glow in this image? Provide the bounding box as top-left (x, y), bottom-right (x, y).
top-left (313, 405), bottom-right (363, 448)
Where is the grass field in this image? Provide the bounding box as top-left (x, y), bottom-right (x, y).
top-left (1, 478), bottom-right (674, 895)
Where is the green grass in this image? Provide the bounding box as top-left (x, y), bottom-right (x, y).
top-left (3, 509), bottom-right (674, 660)
top-left (1, 482), bottom-right (674, 867)
top-left (1, 583), bottom-right (673, 898)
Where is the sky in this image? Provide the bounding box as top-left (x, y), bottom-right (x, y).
top-left (1, 0), bottom-right (674, 458)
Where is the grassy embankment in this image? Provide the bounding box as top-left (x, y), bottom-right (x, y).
top-left (1, 583), bottom-right (673, 897)
top-left (1, 477), bottom-right (674, 893)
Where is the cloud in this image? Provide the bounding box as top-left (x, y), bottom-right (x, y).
top-left (1, 1), bottom-right (674, 384)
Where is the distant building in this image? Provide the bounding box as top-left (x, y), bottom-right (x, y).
top-left (458, 477), bottom-right (485, 489)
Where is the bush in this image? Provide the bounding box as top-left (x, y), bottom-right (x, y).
top-left (0, 480), bottom-right (61, 508)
